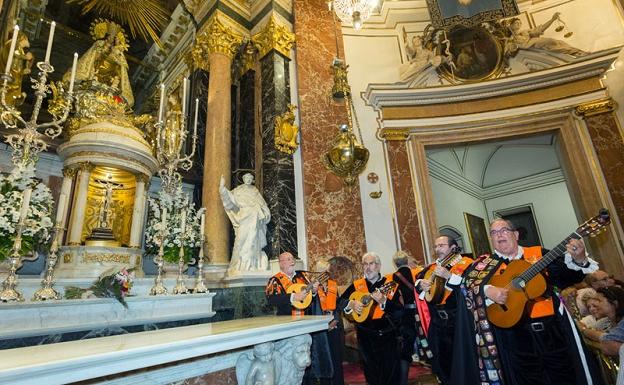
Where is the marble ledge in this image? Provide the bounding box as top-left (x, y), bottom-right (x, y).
top-left (0, 292), bottom-right (216, 340)
top-left (0, 315), bottom-right (332, 385)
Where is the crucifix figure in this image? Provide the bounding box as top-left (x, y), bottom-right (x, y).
top-left (95, 175), bottom-right (123, 230)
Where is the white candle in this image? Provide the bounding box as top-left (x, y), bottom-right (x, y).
top-left (19, 188), bottom-right (32, 223)
top-left (55, 193), bottom-right (66, 225)
top-left (180, 209), bottom-right (187, 233)
top-left (68, 52), bottom-right (78, 93)
top-left (193, 98), bottom-right (199, 138)
top-left (44, 21), bottom-right (56, 64)
top-left (200, 210), bottom-right (205, 238)
top-left (161, 206), bottom-right (167, 227)
top-left (181, 78), bottom-right (187, 117)
top-left (158, 83), bottom-right (165, 123)
top-left (4, 25), bottom-right (19, 76)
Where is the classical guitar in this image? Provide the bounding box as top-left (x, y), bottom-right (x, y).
top-left (423, 247), bottom-right (462, 304)
top-left (487, 209), bottom-right (610, 328)
top-left (348, 281), bottom-right (398, 323)
top-left (287, 271), bottom-right (329, 310)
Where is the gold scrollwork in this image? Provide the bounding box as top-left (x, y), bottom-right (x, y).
top-left (63, 254), bottom-right (73, 263)
top-left (575, 99), bottom-right (617, 118)
top-left (194, 16), bottom-right (243, 60)
top-left (380, 128), bottom-right (410, 141)
top-left (81, 253), bottom-right (131, 264)
top-left (274, 104), bottom-right (299, 154)
top-left (252, 16), bottom-right (295, 60)
top-left (63, 166), bottom-right (78, 178)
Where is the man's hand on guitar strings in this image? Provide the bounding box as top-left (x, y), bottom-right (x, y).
top-left (486, 286), bottom-right (509, 305)
top-left (371, 290), bottom-right (386, 305)
top-left (434, 265), bottom-right (451, 279)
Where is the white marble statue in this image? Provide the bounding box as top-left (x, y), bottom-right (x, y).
top-left (236, 342), bottom-right (276, 385)
top-left (219, 173), bottom-right (270, 273)
top-left (275, 334), bottom-right (312, 385)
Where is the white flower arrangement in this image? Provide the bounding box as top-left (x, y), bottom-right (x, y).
top-left (0, 164), bottom-right (54, 261)
top-left (144, 185), bottom-right (202, 264)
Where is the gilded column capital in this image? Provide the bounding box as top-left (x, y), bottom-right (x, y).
top-left (251, 16), bottom-right (295, 60)
top-left (62, 166), bottom-right (78, 178)
top-left (135, 173), bottom-right (150, 184)
top-left (195, 16), bottom-right (243, 60)
top-left (380, 128), bottom-right (410, 141)
top-left (239, 41), bottom-right (258, 76)
top-left (77, 162), bottom-right (95, 173)
top-left (575, 98), bottom-right (617, 118)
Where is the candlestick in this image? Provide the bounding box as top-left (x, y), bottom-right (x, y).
top-left (200, 209), bottom-right (205, 238)
top-left (4, 25), bottom-right (19, 76)
top-left (18, 188), bottom-right (32, 223)
top-left (181, 78), bottom-right (187, 117)
top-left (180, 209), bottom-right (186, 233)
top-left (55, 193), bottom-right (66, 225)
top-left (44, 21), bottom-right (56, 64)
top-left (68, 53), bottom-right (78, 93)
top-left (193, 98), bottom-right (199, 138)
top-left (158, 83), bottom-right (165, 123)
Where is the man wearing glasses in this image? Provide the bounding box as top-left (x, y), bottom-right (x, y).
top-left (414, 236), bottom-right (473, 384)
top-left (458, 218), bottom-right (602, 385)
top-left (338, 252), bottom-right (401, 385)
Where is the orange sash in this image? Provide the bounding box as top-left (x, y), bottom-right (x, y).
top-left (274, 272), bottom-right (306, 317)
top-left (354, 274), bottom-right (396, 319)
top-left (318, 279), bottom-right (338, 311)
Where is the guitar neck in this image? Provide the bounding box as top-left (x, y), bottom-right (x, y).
top-left (519, 232), bottom-right (582, 282)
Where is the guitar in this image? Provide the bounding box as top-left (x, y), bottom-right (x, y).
top-left (487, 209), bottom-right (610, 328)
top-left (423, 247), bottom-right (462, 304)
top-left (348, 281), bottom-right (398, 323)
top-left (286, 271), bottom-right (329, 310)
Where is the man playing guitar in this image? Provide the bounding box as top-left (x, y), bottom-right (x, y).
top-left (338, 252), bottom-right (401, 385)
top-left (415, 236), bottom-right (473, 385)
top-left (265, 251), bottom-right (315, 316)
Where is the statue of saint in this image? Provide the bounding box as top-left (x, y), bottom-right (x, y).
top-left (64, 20), bottom-right (134, 107)
top-left (400, 28), bottom-right (445, 80)
top-left (219, 173), bottom-right (271, 273)
top-left (0, 31), bottom-right (33, 107)
top-left (505, 13), bottom-right (588, 56)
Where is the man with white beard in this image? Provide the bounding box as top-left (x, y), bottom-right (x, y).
top-left (338, 252), bottom-right (401, 385)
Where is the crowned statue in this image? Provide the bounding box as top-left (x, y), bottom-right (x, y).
top-left (62, 19), bottom-right (134, 108)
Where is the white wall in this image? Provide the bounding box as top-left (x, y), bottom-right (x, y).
top-left (430, 177), bottom-right (488, 255)
top-left (484, 182), bottom-right (578, 249)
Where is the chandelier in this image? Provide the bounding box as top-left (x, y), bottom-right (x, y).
top-left (331, 0), bottom-right (379, 30)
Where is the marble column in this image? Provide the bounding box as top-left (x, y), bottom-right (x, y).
top-left (293, 0), bottom-right (367, 267)
top-left (576, 99), bottom-right (624, 229)
top-left (252, 18), bottom-right (297, 257)
top-left (194, 17), bottom-right (242, 264)
top-left (129, 174), bottom-right (148, 248)
top-left (67, 162), bottom-right (94, 246)
top-left (385, 138), bottom-right (425, 264)
top-left (58, 166), bottom-right (77, 245)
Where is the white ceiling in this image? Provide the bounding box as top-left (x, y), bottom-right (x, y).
top-left (426, 133), bottom-right (560, 188)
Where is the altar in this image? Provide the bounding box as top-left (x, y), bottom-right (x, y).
top-left (0, 315), bottom-right (332, 385)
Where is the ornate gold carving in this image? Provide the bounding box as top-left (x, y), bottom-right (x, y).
top-left (575, 99), bottom-right (617, 118)
top-left (193, 16), bottom-right (243, 62)
top-left (252, 16), bottom-right (295, 59)
top-left (136, 173), bottom-right (150, 184)
top-left (63, 254), bottom-right (73, 263)
top-left (274, 104), bottom-right (299, 154)
top-left (240, 41), bottom-right (258, 76)
top-left (63, 166), bottom-right (78, 178)
top-left (380, 128), bottom-right (410, 141)
top-left (78, 162), bottom-right (96, 173)
top-left (81, 253), bottom-right (131, 264)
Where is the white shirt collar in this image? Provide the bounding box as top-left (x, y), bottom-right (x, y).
top-left (494, 245), bottom-right (524, 261)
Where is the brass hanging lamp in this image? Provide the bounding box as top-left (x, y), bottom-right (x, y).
top-left (323, 57), bottom-right (369, 189)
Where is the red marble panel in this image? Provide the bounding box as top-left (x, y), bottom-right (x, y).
top-left (179, 367), bottom-right (236, 385)
top-left (386, 141), bottom-right (425, 264)
top-left (293, 0), bottom-right (367, 269)
top-left (585, 112), bottom-right (624, 226)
